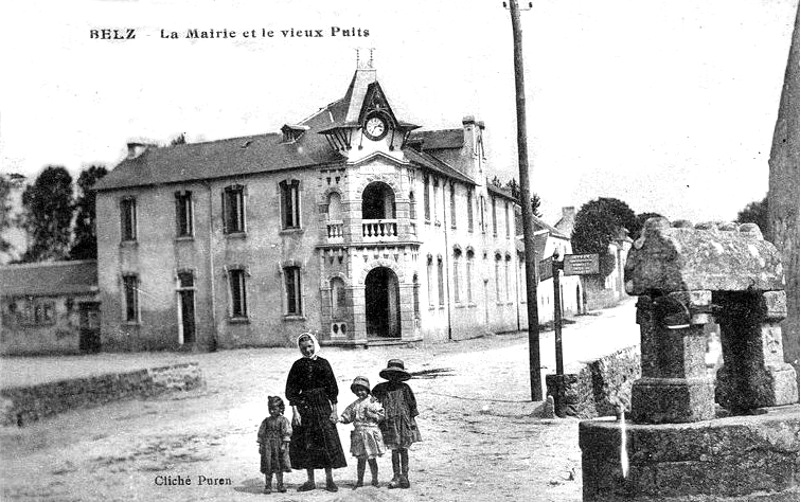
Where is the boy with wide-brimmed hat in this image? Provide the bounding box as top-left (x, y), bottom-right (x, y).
top-left (372, 359), bottom-right (422, 489)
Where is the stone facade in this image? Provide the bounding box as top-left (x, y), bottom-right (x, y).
top-left (0, 260), bottom-right (99, 355)
top-left (93, 63), bottom-right (526, 351)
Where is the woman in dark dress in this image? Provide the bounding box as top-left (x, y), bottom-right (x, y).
top-left (285, 333), bottom-right (347, 492)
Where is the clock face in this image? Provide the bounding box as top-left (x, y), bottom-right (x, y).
top-left (363, 115), bottom-right (388, 141)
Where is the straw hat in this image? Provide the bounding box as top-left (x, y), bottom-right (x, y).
top-left (378, 359), bottom-right (411, 381)
top-left (350, 376), bottom-right (371, 394)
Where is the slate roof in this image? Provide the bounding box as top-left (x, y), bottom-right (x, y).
top-left (486, 183), bottom-right (519, 203)
top-left (403, 147), bottom-right (476, 185)
top-left (516, 231), bottom-right (550, 262)
top-left (555, 212), bottom-right (575, 237)
top-left (94, 132), bottom-right (343, 191)
top-left (409, 129), bottom-right (464, 150)
top-left (0, 260), bottom-right (98, 297)
top-left (532, 215), bottom-right (570, 240)
top-left (95, 69), bottom-right (476, 192)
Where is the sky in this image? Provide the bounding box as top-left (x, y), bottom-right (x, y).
top-left (0, 0), bottom-right (797, 225)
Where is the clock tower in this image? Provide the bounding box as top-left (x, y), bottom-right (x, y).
top-left (319, 55), bottom-right (418, 162)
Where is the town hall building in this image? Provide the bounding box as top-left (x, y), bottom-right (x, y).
top-left (93, 61), bottom-right (537, 351)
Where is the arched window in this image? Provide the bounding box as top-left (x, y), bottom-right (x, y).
top-left (427, 255), bottom-right (434, 307)
top-left (495, 253), bottom-right (502, 302)
top-left (505, 254), bottom-right (512, 301)
top-left (413, 273), bottom-right (420, 319)
top-left (437, 255), bottom-right (445, 306)
top-left (362, 181), bottom-right (395, 219)
top-left (453, 248), bottom-right (462, 303)
top-left (466, 249), bottom-right (475, 303)
top-left (330, 277), bottom-right (346, 319)
top-left (327, 192), bottom-right (342, 220)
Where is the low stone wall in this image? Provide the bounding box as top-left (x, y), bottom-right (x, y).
top-left (546, 345), bottom-right (641, 418)
top-left (579, 405), bottom-right (800, 501)
top-left (0, 362), bottom-right (204, 426)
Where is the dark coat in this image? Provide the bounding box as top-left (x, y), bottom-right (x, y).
top-left (285, 356), bottom-right (347, 469)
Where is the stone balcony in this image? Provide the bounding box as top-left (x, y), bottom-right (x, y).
top-left (361, 219), bottom-right (398, 241)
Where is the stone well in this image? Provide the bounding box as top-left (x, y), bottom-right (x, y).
top-left (579, 218), bottom-right (800, 501)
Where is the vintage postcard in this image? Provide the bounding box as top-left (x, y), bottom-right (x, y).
top-left (1, 0), bottom-right (798, 501)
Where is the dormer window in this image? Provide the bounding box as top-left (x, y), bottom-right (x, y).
top-left (281, 124), bottom-right (308, 144)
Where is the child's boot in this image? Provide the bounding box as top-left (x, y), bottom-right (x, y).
top-left (264, 477), bottom-right (272, 494)
top-left (399, 449), bottom-right (410, 488)
top-left (276, 473), bottom-right (286, 493)
top-left (388, 451), bottom-right (401, 489)
top-left (369, 459), bottom-right (379, 487)
top-left (353, 459), bottom-right (365, 489)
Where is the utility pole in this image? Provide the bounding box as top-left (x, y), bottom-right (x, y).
top-left (505, 0), bottom-right (542, 401)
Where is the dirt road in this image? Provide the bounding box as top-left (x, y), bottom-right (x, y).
top-left (0, 300), bottom-right (638, 502)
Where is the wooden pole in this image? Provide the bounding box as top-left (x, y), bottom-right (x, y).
top-left (553, 258), bottom-right (564, 375)
top-left (508, 0), bottom-right (542, 401)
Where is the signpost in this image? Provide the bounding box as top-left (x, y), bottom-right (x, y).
top-left (550, 252), bottom-right (600, 376)
top-left (564, 253), bottom-right (600, 276)
top-left (538, 256), bottom-right (553, 282)
top-left (548, 251), bottom-right (599, 417)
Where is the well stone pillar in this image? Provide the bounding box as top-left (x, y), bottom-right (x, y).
top-left (630, 292), bottom-right (715, 423)
top-left (716, 290), bottom-right (799, 411)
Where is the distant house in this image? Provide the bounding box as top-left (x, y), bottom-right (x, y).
top-left (0, 260), bottom-right (100, 355)
top-left (91, 61), bottom-right (525, 351)
top-left (554, 206), bottom-right (631, 310)
top-left (514, 211), bottom-right (583, 324)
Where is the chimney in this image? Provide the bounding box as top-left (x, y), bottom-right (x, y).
top-left (562, 206), bottom-right (576, 220)
top-left (126, 142), bottom-right (152, 159)
top-left (462, 115), bottom-right (477, 156)
top-left (461, 115), bottom-right (485, 179)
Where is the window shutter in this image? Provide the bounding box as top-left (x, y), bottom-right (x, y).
top-left (221, 190), bottom-right (227, 233)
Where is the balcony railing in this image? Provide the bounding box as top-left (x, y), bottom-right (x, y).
top-left (362, 219), bottom-right (398, 240)
top-left (327, 221), bottom-right (344, 242)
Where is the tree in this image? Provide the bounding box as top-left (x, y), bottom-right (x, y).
top-left (169, 133), bottom-right (187, 146)
top-left (571, 197), bottom-right (636, 277)
top-left (531, 193), bottom-right (542, 218)
top-left (19, 166), bottom-right (74, 262)
top-left (736, 195), bottom-right (768, 232)
top-left (1, 174), bottom-right (22, 254)
top-left (504, 178), bottom-right (542, 217)
top-left (70, 165), bottom-right (108, 260)
top-left (632, 212), bottom-right (664, 241)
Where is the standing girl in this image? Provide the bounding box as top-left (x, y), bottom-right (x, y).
top-left (285, 332), bottom-right (347, 492)
top-left (257, 396), bottom-right (292, 494)
top-left (339, 376), bottom-right (385, 489)
top-left (371, 359), bottom-right (422, 489)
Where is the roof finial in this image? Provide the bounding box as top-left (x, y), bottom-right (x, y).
top-left (355, 48), bottom-right (360, 69)
top-left (369, 48), bottom-right (374, 69)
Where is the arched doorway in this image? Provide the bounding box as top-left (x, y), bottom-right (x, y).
top-left (365, 267), bottom-right (401, 339)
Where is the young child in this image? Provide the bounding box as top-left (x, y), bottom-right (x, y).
top-left (371, 359), bottom-right (421, 489)
top-left (257, 396), bottom-right (292, 494)
top-left (339, 376), bottom-right (385, 489)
